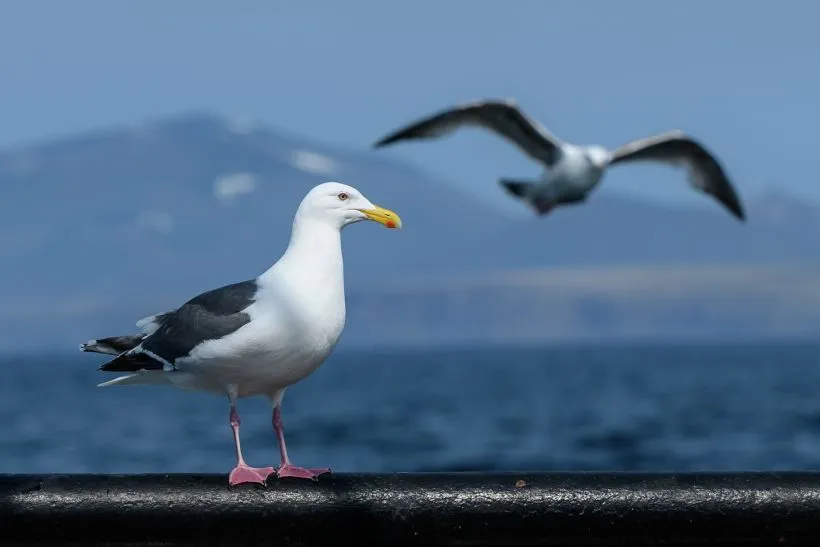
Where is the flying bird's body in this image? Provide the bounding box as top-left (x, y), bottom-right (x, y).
top-left (373, 98), bottom-right (745, 220)
top-left (527, 144), bottom-right (607, 207)
top-left (80, 182), bottom-right (402, 486)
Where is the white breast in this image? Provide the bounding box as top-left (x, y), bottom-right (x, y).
top-left (552, 145), bottom-right (604, 189)
top-left (175, 271), bottom-right (347, 398)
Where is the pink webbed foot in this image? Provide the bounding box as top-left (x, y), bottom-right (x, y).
top-left (276, 464), bottom-right (332, 481)
top-left (228, 464), bottom-right (276, 486)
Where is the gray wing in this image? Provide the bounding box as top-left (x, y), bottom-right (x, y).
top-left (99, 280), bottom-right (259, 372)
top-left (373, 98), bottom-right (563, 167)
top-left (608, 130), bottom-right (745, 221)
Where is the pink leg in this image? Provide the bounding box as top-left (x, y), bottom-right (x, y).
top-left (272, 405), bottom-right (331, 481)
top-left (228, 403), bottom-right (275, 486)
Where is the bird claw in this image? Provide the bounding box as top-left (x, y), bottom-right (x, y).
top-left (276, 464), bottom-right (332, 481)
top-left (228, 464), bottom-right (275, 486)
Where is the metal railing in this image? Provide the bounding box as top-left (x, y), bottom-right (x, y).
top-left (2, 472), bottom-right (819, 545)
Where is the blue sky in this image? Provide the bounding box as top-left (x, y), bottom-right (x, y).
top-left (0, 0), bottom-right (816, 208)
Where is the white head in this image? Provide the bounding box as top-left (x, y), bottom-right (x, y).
top-left (295, 181), bottom-right (402, 231)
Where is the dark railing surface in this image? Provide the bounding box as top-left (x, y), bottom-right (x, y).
top-left (2, 472), bottom-right (820, 546)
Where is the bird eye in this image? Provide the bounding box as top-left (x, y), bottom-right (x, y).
top-left (337, 192), bottom-right (349, 201)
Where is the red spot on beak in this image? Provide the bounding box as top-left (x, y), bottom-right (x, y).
top-left (386, 220), bottom-right (396, 229)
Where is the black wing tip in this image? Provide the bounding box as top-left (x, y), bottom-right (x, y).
top-left (80, 339), bottom-right (111, 354)
top-left (98, 361), bottom-right (151, 373)
top-left (498, 179), bottom-right (530, 198)
top-left (727, 208), bottom-right (746, 222)
top-left (98, 355), bottom-right (129, 372)
top-left (373, 128), bottom-right (423, 149)
top-left (717, 179), bottom-right (746, 222)
top-left (733, 207), bottom-right (746, 221)
top-left (733, 205), bottom-right (746, 221)
top-left (98, 352), bottom-right (163, 373)
top-left (99, 360), bottom-right (124, 372)
top-left (718, 191), bottom-right (746, 221)
top-left (372, 135), bottom-right (398, 148)
top-left (80, 335), bottom-right (145, 356)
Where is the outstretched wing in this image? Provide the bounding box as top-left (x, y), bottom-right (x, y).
top-left (373, 98), bottom-right (563, 167)
top-left (608, 131), bottom-right (745, 221)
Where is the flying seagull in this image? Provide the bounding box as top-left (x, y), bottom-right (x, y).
top-left (373, 98), bottom-right (745, 220)
top-left (80, 182), bottom-right (402, 486)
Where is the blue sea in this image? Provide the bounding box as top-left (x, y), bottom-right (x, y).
top-left (2, 340), bottom-right (820, 475)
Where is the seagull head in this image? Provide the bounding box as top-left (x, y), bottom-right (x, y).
top-left (296, 181), bottom-right (402, 231)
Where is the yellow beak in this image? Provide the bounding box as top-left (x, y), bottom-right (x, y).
top-left (358, 205), bottom-right (402, 229)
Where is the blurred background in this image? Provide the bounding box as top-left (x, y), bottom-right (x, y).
top-left (2, 0), bottom-right (820, 474)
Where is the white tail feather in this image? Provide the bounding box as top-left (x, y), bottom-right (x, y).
top-left (97, 372), bottom-right (170, 388)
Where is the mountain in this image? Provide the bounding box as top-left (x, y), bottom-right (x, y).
top-left (2, 111), bottom-right (820, 351)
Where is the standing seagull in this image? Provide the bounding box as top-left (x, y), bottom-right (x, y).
top-left (373, 98), bottom-right (745, 220)
top-left (80, 182), bottom-right (402, 486)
